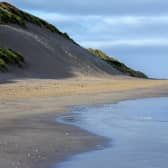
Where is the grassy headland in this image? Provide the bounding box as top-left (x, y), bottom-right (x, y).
top-left (88, 48), bottom-right (148, 78)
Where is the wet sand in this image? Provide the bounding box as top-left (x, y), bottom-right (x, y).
top-left (57, 98), bottom-right (168, 168)
top-left (0, 77), bottom-right (168, 168)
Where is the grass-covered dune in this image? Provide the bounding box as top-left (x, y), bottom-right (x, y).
top-left (0, 48), bottom-right (24, 71)
top-left (0, 2), bottom-right (121, 78)
top-left (88, 48), bottom-right (148, 78)
top-left (0, 2), bottom-right (76, 44)
top-left (0, 2), bottom-right (147, 79)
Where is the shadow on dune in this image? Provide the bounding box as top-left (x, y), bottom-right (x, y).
top-left (0, 23), bottom-right (121, 84)
top-left (0, 67), bottom-right (76, 84)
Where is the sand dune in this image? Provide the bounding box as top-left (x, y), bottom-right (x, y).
top-left (0, 3), bottom-right (168, 168)
top-left (0, 23), bottom-right (121, 82)
top-left (0, 2), bottom-right (150, 83)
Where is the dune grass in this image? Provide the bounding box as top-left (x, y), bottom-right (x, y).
top-left (0, 48), bottom-right (24, 71)
top-left (88, 48), bottom-right (148, 78)
top-left (0, 2), bottom-right (77, 45)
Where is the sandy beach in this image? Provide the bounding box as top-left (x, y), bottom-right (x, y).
top-left (0, 2), bottom-right (168, 168)
top-left (0, 77), bottom-right (168, 168)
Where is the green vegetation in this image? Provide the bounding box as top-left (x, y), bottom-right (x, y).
top-left (0, 2), bottom-right (77, 45)
top-left (0, 48), bottom-right (24, 71)
top-left (88, 48), bottom-right (148, 78)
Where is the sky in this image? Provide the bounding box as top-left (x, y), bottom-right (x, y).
top-left (5, 0), bottom-right (168, 78)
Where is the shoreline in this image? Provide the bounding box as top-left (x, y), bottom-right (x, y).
top-left (56, 97), bottom-right (168, 168)
top-left (0, 78), bottom-right (168, 168)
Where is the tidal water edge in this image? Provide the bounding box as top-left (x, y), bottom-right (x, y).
top-left (55, 97), bottom-right (168, 168)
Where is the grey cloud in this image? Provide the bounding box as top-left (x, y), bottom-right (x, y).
top-left (5, 0), bottom-right (168, 15)
top-left (38, 13), bottom-right (168, 40)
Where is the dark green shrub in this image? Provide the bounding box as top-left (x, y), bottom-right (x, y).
top-left (0, 58), bottom-right (7, 71)
top-left (0, 48), bottom-right (25, 71)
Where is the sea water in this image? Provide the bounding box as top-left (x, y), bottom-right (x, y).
top-left (55, 97), bottom-right (168, 168)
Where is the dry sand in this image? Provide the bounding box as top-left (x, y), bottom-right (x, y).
top-left (0, 77), bottom-right (168, 168)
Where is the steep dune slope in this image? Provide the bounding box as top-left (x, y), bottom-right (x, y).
top-left (0, 2), bottom-right (121, 81)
